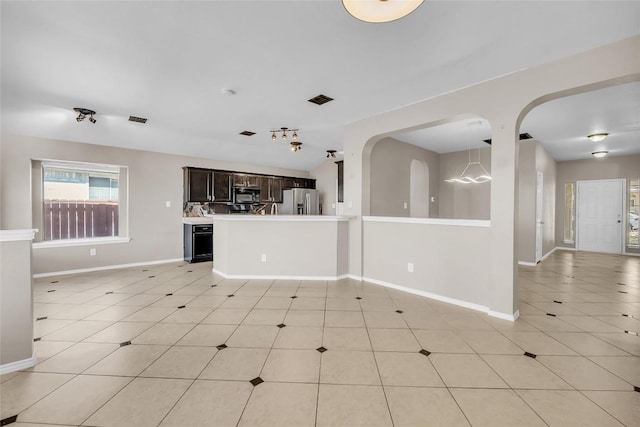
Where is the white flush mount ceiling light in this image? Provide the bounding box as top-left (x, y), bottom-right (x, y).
top-left (587, 133), bottom-right (608, 142)
top-left (592, 151), bottom-right (608, 158)
top-left (290, 141), bottom-right (302, 152)
top-left (445, 148), bottom-right (492, 184)
top-left (342, 0), bottom-right (424, 23)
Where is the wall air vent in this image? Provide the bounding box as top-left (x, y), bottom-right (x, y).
top-left (482, 132), bottom-right (534, 145)
top-left (239, 131), bottom-right (256, 136)
top-left (308, 94), bottom-right (334, 105)
top-left (128, 116), bottom-right (147, 124)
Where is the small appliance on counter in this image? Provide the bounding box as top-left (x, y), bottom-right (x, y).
top-left (280, 189), bottom-right (319, 215)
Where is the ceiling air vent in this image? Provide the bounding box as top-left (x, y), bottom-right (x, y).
top-left (239, 131), bottom-right (256, 136)
top-left (483, 132), bottom-right (534, 145)
top-left (308, 94), bottom-right (334, 105)
top-left (128, 116), bottom-right (147, 124)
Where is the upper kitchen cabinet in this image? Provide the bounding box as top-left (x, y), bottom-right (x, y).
top-left (212, 171), bottom-right (232, 202)
top-left (260, 176), bottom-right (284, 203)
top-left (284, 177), bottom-right (316, 189)
top-left (184, 167), bottom-right (213, 202)
top-left (233, 173), bottom-right (260, 188)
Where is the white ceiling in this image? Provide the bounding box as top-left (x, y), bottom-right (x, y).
top-left (2, 1), bottom-right (639, 171)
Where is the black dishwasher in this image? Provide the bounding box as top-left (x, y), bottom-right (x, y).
top-left (183, 223), bottom-right (213, 263)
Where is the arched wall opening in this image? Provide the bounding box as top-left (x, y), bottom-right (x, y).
top-left (516, 79), bottom-right (640, 265)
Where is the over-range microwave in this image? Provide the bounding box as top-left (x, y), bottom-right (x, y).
top-left (234, 187), bottom-right (260, 204)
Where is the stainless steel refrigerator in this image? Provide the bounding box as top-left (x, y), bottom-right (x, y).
top-left (281, 189), bottom-right (319, 215)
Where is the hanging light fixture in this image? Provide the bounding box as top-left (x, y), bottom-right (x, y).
top-left (271, 131), bottom-right (277, 140)
top-left (73, 107), bottom-right (96, 124)
top-left (445, 148), bottom-right (491, 184)
top-left (290, 141), bottom-right (302, 152)
top-left (342, 0), bottom-right (424, 23)
top-left (292, 131), bottom-right (298, 140)
top-left (592, 151), bottom-right (608, 158)
top-left (326, 150), bottom-right (337, 158)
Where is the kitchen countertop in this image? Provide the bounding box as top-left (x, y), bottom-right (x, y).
top-left (184, 215), bottom-right (352, 223)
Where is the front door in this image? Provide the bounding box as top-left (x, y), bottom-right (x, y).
top-left (577, 179), bottom-right (624, 254)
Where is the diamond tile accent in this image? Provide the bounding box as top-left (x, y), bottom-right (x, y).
top-left (553, 300), bottom-right (562, 304)
top-left (419, 349), bottom-right (431, 357)
top-left (106, 291), bottom-right (114, 294)
top-left (291, 296), bottom-right (298, 299)
top-left (177, 305), bottom-right (186, 309)
top-left (165, 293), bottom-right (173, 296)
top-left (148, 275), bottom-right (155, 278)
top-left (355, 297), bottom-right (362, 300)
top-left (33, 337), bottom-right (41, 342)
top-left (277, 324), bottom-right (286, 328)
top-left (524, 351), bottom-right (537, 359)
top-left (187, 270), bottom-right (193, 273)
top-left (120, 341), bottom-right (132, 347)
top-left (211, 284), bottom-right (217, 287)
top-left (142, 269), bottom-right (149, 272)
top-left (546, 313), bottom-right (556, 317)
top-left (216, 344), bottom-right (228, 350)
top-left (227, 295), bottom-right (235, 298)
top-left (36, 316), bottom-right (48, 321)
top-left (634, 386), bottom-right (640, 393)
top-left (1, 415), bottom-right (18, 425)
top-left (50, 280), bottom-right (58, 284)
top-left (618, 290), bottom-right (628, 294)
top-left (250, 377), bottom-right (264, 386)
top-left (395, 310), bottom-right (404, 314)
top-left (316, 346), bottom-right (327, 353)
top-left (47, 290), bottom-right (55, 293)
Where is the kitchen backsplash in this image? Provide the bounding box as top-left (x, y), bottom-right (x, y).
top-left (183, 202), bottom-right (229, 216)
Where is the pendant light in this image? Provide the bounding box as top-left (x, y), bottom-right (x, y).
top-left (445, 148), bottom-right (491, 184)
top-left (342, 0), bottom-right (424, 23)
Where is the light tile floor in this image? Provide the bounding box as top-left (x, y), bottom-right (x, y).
top-left (1, 251), bottom-right (639, 426)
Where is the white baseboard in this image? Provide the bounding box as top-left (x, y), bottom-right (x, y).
top-left (33, 258), bottom-right (184, 278)
top-left (488, 309), bottom-right (520, 322)
top-left (346, 274), bottom-right (363, 281)
top-left (555, 246), bottom-right (577, 252)
top-left (541, 247), bottom-right (557, 262)
top-left (212, 268), bottom-right (351, 281)
top-left (0, 355), bottom-right (36, 374)
top-left (362, 276), bottom-right (492, 314)
top-left (518, 261), bottom-right (537, 267)
top-left (623, 251), bottom-right (640, 257)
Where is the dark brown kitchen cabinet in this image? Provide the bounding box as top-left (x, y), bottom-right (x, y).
top-left (233, 174), bottom-right (260, 188)
top-left (184, 168), bottom-right (213, 202)
top-left (282, 177), bottom-right (316, 190)
top-left (212, 172), bottom-right (232, 202)
top-left (260, 177), bottom-right (284, 203)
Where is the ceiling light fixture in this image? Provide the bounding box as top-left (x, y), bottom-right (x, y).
top-left (326, 150), bottom-right (337, 158)
top-left (588, 133), bottom-right (608, 142)
top-left (445, 148), bottom-right (491, 184)
top-left (342, 0), bottom-right (424, 23)
top-left (270, 127), bottom-right (299, 141)
top-left (73, 107), bottom-right (96, 124)
top-left (592, 151), bottom-right (608, 158)
top-left (290, 141), bottom-right (302, 152)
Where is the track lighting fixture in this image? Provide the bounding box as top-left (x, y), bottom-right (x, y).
top-left (326, 150), bottom-right (337, 158)
top-left (290, 141), bottom-right (302, 152)
top-left (270, 127), bottom-right (299, 141)
top-left (73, 107), bottom-right (96, 124)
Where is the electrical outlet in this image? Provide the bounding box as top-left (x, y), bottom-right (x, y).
top-left (90, 248), bottom-right (97, 256)
top-left (331, 203), bottom-right (336, 209)
top-left (407, 262), bottom-right (414, 273)
top-left (403, 202), bottom-right (408, 209)
top-left (165, 201), bottom-right (171, 208)
top-left (430, 196), bottom-right (436, 202)
top-left (261, 254), bottom-right (267, 263)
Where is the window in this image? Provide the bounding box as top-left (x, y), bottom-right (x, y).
top-left (628, 178), bottom-right (639, 248)
top-left (563, 182), bottom-right (575, 244)
top-left (42, 161), bottom-right (121, 241)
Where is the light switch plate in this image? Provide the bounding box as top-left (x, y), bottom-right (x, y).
top-left (165, 201), bottom-right (171, 208)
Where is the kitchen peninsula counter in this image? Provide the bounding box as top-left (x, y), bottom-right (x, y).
top-left (210, 215), bottom-right (352, 279)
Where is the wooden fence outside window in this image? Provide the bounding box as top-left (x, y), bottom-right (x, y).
top-left (43, 200), bottom-right (118, 241)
